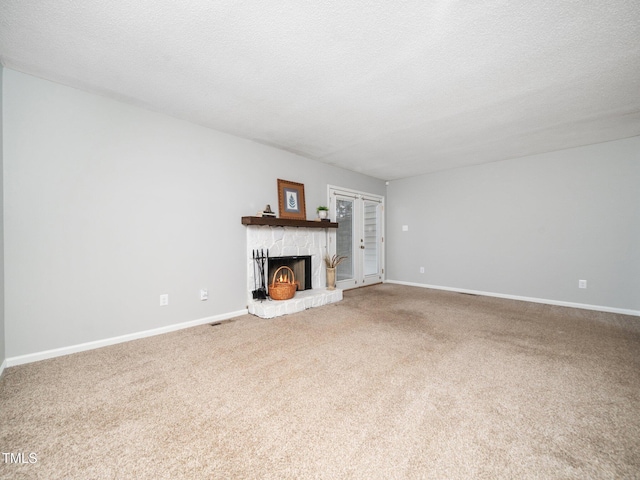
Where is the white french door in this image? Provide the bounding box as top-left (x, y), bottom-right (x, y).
top-left (328, 186), bottom-right (384, 290)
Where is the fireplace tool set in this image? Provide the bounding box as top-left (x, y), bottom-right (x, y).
top-left (252, 249), bottom-right (268, 300)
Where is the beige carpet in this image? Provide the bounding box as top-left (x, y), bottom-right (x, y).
top-left (2, 284), bottom-right (639, 479)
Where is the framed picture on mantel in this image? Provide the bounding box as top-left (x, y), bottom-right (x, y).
top-left (277, 179), bottom-right (306, 220)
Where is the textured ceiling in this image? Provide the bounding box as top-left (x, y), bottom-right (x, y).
top-left (1, 1), bottom-right (639, 180)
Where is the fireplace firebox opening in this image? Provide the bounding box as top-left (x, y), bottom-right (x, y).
top-left (268, 256), bottom-right (312, 292)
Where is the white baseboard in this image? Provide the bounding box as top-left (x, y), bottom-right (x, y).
top-left (385, 280), bottom-right (640, 317)
top-left (5, 309), bottom-right (248, 368)
top-left (0, 358), bottom-right (7, 378)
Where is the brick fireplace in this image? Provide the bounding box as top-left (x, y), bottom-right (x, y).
top-left (244, 217), bottom-right (343, 318)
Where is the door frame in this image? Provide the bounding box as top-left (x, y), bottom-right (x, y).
top-left (327, 185), bottom-right (385, 290)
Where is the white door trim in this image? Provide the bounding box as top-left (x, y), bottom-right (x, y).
top-left (327, 185), bottom-right (385, 290)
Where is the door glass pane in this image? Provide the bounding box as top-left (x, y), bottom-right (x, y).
top-left (336, 198), bottom-right (353, 281)
top-left (363, 202), bottom-right (378, 276)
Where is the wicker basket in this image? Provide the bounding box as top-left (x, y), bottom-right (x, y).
top-left (269, 265), bottom-right (297, 301)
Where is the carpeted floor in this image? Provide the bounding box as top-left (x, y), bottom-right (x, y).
top-left (1, 284), bottom-right (639, 479)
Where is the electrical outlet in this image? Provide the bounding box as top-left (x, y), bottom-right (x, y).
top-left (578, 280), bottom-right (587, 289)
top-left (159, 294), bottom-right (169, 306)
top-left (200, 289), bottom-right (208, 301)
top-left (420, 267), bottom-right (425, 274)
top-left (402, 225), bottom-right (409, 232)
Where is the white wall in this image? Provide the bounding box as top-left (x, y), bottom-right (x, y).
top-left (387, 137), bottom-right (640, 313)
top-left (3, 69), bottom-right (385, 359)
top-left (0, 65), bottom-right (5, 372)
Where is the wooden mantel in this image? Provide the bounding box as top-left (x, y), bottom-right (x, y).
top-left (241, 216), bottom-right (338, 229)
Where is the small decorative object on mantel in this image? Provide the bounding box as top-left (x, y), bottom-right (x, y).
top-left (316, 205), bottom-right (329, 221)
top-left (277, 179), bottom-right (306, 220)
top-left (324, 254), bottom-right (347, 290)
top-left (269, 266), bottom-right (297, 300)
top-left (256, 204), bottom-right (276, 218)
